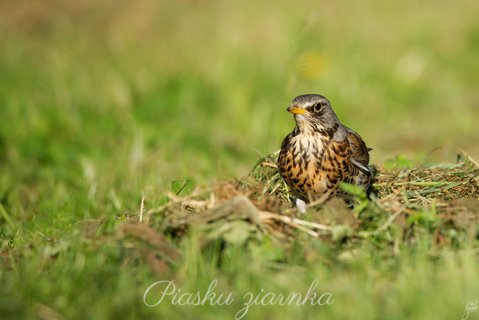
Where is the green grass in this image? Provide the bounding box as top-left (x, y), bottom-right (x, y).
top-left (1, 1), bottom-right (479, 319)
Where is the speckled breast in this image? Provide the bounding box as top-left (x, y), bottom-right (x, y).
top-left (278, 132), bottom-right (354, 201)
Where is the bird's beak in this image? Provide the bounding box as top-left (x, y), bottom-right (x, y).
top-left (287, 106), bottom-right (306, 115)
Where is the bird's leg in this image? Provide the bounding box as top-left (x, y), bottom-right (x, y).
top-left (295, 198), bottom-right (308, 214)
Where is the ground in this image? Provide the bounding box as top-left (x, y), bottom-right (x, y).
top-left (1, 1), bottom-right (479, 319)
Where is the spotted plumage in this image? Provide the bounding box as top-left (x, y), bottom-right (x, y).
top-left (278, 94), bottom-right (374, 205)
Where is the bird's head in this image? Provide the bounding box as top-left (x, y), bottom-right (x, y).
top-left (287, 94), bottom-right (341, 134)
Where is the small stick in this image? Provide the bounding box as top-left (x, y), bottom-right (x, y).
top-left (290, 217), bottom-right (332, 231)
top-left (261, 162), bottom-right (278, 169)
top-left (139, 192), bottom-right (145, 223)
top-left (459, 149), bottom-right (479, 169)
top-left (259, 211), bottom-right (332, 231)
top-left (284, 221), bottom-right (319, 237)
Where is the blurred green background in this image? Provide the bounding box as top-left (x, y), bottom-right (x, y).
top-left (1, 0), bottom-right (478, 187)
top-left (1, 0), bottom-right (479, 319)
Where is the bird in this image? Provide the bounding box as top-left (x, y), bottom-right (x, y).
top-left (278, 94), bottom-right (374, 211)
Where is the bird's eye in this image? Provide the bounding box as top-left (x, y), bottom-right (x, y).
top-left (313, 102), bottom-right (322, 112)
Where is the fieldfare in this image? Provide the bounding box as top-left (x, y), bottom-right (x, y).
top-left (278, 94), bottom-right (374, 211)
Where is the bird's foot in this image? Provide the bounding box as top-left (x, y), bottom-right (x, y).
top-left (295, 198), bottom-right (308, 214)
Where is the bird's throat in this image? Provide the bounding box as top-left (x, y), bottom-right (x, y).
top-left (294, 118), bottom-right (324, 136)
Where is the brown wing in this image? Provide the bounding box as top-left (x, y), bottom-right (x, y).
top-left (346, 127), bottom-right (374, 194)
top-left (345, 127), bottom-right (370, 167)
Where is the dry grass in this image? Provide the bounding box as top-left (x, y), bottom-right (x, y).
top-left (138, 150), bottom-right (479, 253)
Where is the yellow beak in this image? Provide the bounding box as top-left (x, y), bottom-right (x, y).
top-left (287, 106), bottom-right (306, 115)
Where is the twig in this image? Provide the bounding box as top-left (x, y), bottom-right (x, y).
top-left (139, 192), bottom-right (145, 223)
top-left (145, 187), bottom-right (213, 216)
top-left (283, 221), bottom-right (319, 237)
top-left (375, 181), bottom-right (447, 187)
top-left (259, 211), bottom-right (332, 231)
top-left (261, 161), bottom-right (278, 169)
top-left (290, 217), bottom-right (332, 231)
top-left (459, 149), bottom-right (479, 169)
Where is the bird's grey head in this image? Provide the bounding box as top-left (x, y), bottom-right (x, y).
top-left (287, 94), bottom-right (342, 135)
